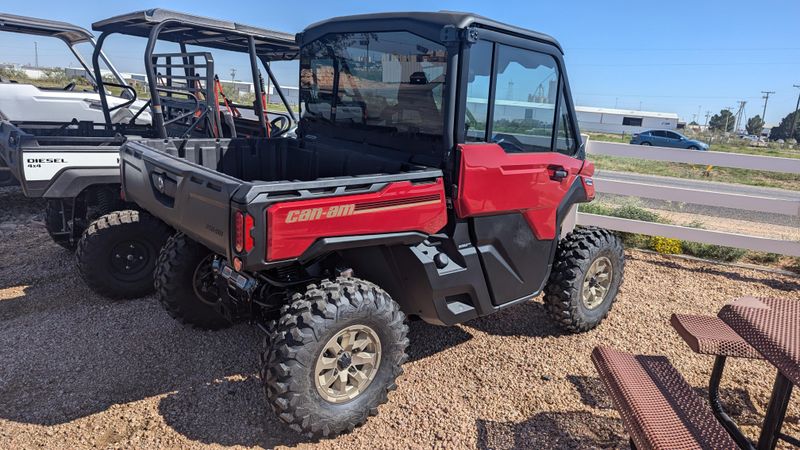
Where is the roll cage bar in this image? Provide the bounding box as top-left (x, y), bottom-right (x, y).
top-left (89, 9), bottom-right (299, 138)
top-left (0, 13), bottom-right (126, 89)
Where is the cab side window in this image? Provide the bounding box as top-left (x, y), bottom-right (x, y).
top-left (464, 40), bottom-right (493, 142)
top-left (491, 44), bottom-right (559, 153)
top-left (555, 87), bottom-right (577, 155)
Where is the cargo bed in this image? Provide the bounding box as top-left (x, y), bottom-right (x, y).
top-left (120, 137), bottom-right (444, 263)
top-left (0, 120), bottom-right (144, 197)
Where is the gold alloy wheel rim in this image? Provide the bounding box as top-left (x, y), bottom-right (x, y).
top-left (314, 325), bottom-right (382, 404)
top-left (582, 256), bottom-right (613, 310)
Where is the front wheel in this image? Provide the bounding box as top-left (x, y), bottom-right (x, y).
top-left (544, 227), bottom-right (625, 333)
top-left (76, 210), bottom-right (172, 299)
top-left (262, 277), bottom-right (408, 439)
top-left (640, 141), bottom-right (652, 146)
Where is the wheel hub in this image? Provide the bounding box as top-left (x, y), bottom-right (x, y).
top-left (110, 241), bottom-right (150, 278)
top-left (582, 256), bottom-right (613, 310)
top-left (337, 352), bottom-right (352, 370)
top-left (192, 254), bottom-right (218, 305)
top-left (314, 325), bottom-right (381, 404)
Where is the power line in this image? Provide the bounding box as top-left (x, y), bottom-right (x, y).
top-left (566, 46), bottom-right (800, 51)
top-left (571, 62), bottom-right (800, 67)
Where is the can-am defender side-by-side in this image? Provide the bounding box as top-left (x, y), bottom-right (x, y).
top-left (114, 12), bottom-right (625, 438)
top-left (0, 13), bottom-right (154, 232)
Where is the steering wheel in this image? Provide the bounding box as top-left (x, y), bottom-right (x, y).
top-left (492, 136), bottom-right (527, 153)
top-left (63, 82), bottom-right (76, 91)
top-left (269, 115), bottom-right (291, 137)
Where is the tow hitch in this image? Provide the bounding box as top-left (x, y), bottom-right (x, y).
top-left (212, 259), bottom-right (257, 322)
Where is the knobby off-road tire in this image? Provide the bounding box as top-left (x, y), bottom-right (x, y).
top-left (544, 227), bottom-right (625, 333)
top-left (76, 210), bottom-right (172, 299)
top-left (154, 233), bottom-right (230, 330)
top-left (262, 277), bottom-right (408, 439)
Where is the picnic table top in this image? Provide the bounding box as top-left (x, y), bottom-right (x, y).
top-left (718, 297), bottom-right (799, 385)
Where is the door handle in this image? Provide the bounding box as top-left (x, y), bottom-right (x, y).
top-left (550, 167), bottom-right (568, 181)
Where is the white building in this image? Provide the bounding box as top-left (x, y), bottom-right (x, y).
top-left (465, 97), bottom-right (679, 135)
top-left (575, 106), bottom-right (679, 134)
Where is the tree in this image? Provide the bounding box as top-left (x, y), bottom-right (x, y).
top-left (768, 111), bottom-right (800, 141)
top-left (689, 120), bottom-right (699, 126)
top-left (708, 109), bottom-right (735, 132)
top-left (745, 115), bottom-right (764, 136)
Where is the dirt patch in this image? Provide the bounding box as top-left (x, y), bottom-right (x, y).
top-left (1, 186), bottom-right (798, 449)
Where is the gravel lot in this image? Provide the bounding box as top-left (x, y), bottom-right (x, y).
top-left (1, 186), bottom-right (798, 449)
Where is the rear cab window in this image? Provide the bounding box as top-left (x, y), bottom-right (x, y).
top-left (299, 31), bottom-right (448, 155)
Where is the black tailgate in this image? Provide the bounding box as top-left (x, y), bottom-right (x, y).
top-left (120, 140), bottom-right (242, 256)
top-left (0, 121), bottom-right (24, 183)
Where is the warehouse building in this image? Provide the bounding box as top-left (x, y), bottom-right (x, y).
top-left (466, 97), bottom-right (679, 135)
top-left (575, 106), bottom-right (679, 134)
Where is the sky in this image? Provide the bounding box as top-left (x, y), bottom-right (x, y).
top-left (2, 0), bottom-right (799, 126)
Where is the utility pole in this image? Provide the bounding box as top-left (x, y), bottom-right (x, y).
top-left (34, 41), bottom-right (38, 68)
top-left (723, 106), bottom-right (734, 134)
top-left (229, 68), bottom-right (236, 82)
top-left (789, 84), bottom-right (800, 140)
top-left (704, 110), bottom-right (711, 128)
top-left (733, 100), bottom-right (746, 134)
top-left (761, 91), bottom-right (775, 123)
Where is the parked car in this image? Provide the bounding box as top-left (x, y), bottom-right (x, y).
top-left (630, 130), bottom-right (709, 150)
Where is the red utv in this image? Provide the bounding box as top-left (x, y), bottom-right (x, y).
top-left (97, 11), bottom-right (625, 439)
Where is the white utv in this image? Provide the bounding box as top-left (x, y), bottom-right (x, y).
top-left (0, 13), bottom-right (151, 240)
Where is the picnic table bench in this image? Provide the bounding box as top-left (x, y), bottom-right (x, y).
top-left (592, 297), bottom-right (798, 450)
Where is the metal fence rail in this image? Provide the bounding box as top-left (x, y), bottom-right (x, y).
top-left (580, 139), bottom-right (800, 257)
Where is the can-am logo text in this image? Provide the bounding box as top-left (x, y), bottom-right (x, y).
top-left (285, 204), bottom-right (355, 223)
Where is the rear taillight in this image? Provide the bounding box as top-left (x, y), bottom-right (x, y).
top-left (244, 214), bottom-right (254, 252)
top-left (234, 211), bottom-right (255, 254)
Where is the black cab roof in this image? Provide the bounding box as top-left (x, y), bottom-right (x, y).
top-left (300, 11), bottom-right (562, 52)
top-left (92, 9), bottom-right (298, 59)
top-left (0, 13), bottom-right (94, 45)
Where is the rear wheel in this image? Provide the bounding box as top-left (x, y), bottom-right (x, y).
top-left (154, 233), bottom-right (230, 330)
top-left (76, 210), bottom-right (172, 299)
top-left (44, 200), bottom-right (75, 250)
top-left (262, 277), bottom-right (408, 439)
top-left (544, 227), bottom-right (625, 333)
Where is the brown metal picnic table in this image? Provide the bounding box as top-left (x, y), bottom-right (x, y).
top-left (718, 296), bottom-right (799, 450)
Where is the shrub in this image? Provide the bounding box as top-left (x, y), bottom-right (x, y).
top-left (681, 241), bottom-right (746, 262)
top-left (579, 203), bottom-right (667, 248)
top-left (649, 236), bottom-right (682, 254)
top-left (748, 252), bottom-right (781, 264)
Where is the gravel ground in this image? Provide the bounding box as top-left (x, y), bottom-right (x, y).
top-left (1, 186), bottom-right (798, 449)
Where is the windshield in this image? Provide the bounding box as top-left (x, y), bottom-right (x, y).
top-left (299, 31), bottom-right (447, 154)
